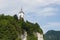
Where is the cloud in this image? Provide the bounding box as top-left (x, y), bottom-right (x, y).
top-left (20, 0), bottom-right (60, 7)
top-left (0, 0), bottom-right (59, 15)
top-left (0, 0), bottom-right (8, 9)
top-left (36, 7), bottom-right (56, 17)
top-left (0, 0), bottom-right (59, 9)
top-left (42, 22), bottom-right (60, 33)
top-left (55, 0), bottom-right (60, 4)
top-left (43, 22), bottom-right (60, 28)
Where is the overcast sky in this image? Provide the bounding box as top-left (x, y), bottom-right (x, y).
top-left (0, 0), bottom-right (60, 33)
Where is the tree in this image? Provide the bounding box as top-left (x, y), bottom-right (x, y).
top-left (0, 14), bottom-right (43, 40)
top-left (13, 14), bottom-right (18, 21)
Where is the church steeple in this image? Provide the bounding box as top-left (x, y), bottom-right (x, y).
top-left (19, 8), bottom-right (24, 19)
top-left (19, 8), bottom-right (24, 14)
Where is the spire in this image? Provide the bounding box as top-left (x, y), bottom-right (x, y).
top-left (19, 8), bottom-right (24, 14)
top-left (21, 8), bottom-right (22, 11)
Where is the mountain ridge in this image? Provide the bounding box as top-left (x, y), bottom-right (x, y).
top-left (44, 30), bottom-right (60, 40)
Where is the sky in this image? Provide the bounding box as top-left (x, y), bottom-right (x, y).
top-left (0, 0), bottom-right (60, 33)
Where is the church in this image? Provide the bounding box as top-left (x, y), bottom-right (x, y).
top-left (18, 8), bottom-right (24, 19)
top-left (18, 8), bottom-right (44, 40)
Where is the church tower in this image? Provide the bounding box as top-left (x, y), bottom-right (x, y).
top-left (19, 8), bottom-right (24, 19)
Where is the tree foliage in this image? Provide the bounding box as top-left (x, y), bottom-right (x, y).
top-left (0, 14), bottom-right (43, 40)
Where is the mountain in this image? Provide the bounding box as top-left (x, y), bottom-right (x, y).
top-left (0, 14), bottom-right (43, 40)
top-left (44, 30), bottom-right (60, 40)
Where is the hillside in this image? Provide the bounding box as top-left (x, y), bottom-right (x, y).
top-left (0, 14), bottom-right (43, 40)
top-left (44, 30), bottom-right (60, 40)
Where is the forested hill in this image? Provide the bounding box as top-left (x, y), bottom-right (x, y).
top-left (44, 30), bottom-right (60, 40)
top-left (0, 14), bottom-right (43, 40)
